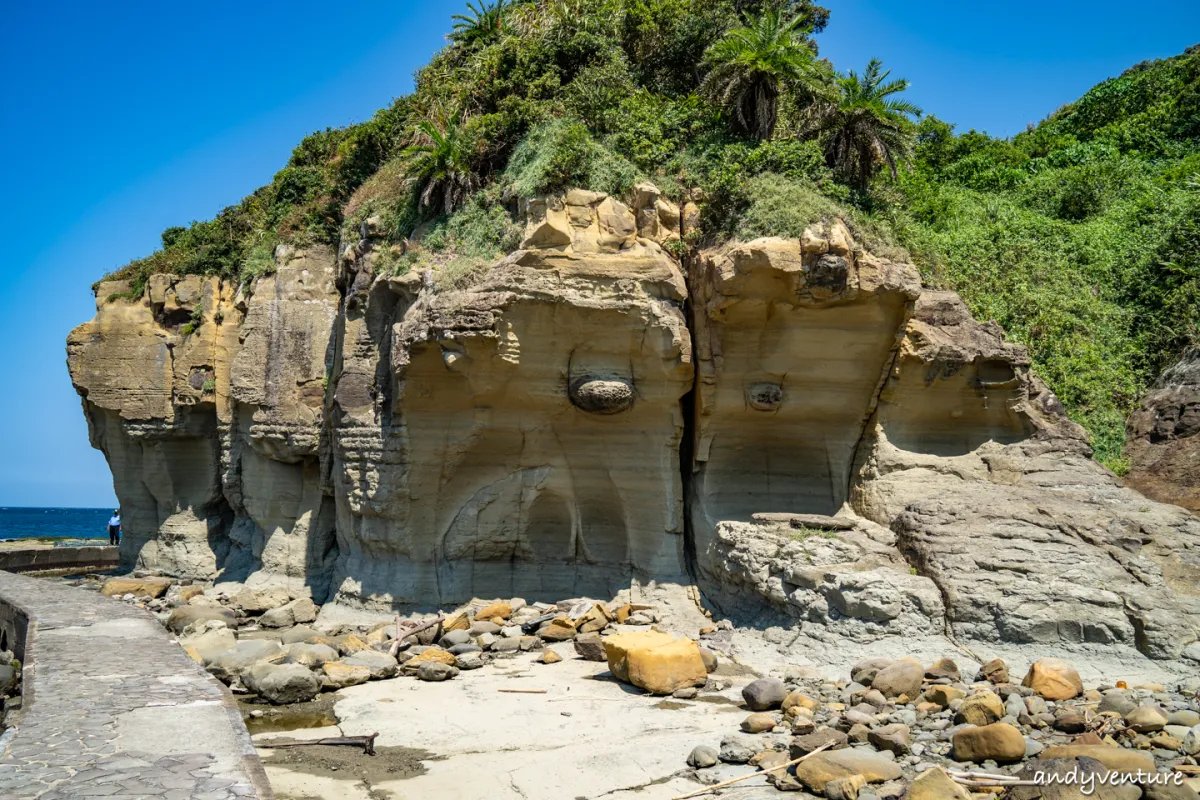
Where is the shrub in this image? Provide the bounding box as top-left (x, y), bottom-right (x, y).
top-left (503, 119), bottom-right (639, 198)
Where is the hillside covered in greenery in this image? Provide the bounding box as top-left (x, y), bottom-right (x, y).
top-left (99, 0), bottom-right (1199, 470)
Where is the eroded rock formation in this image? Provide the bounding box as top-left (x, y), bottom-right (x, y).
top-left (67, 188), bottom-right (1200, 662)
top-left (1127, 347), bottom-right (1200, 514)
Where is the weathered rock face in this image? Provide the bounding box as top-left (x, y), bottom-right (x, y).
top-left (1127, 347), bottom-right (1200, 514)
top-left (850, 294), bottom-right (1200, 660)
top-left (68, 247), bottom-right (339, 599)
top-left (67, 190), bottom-right (1200, 661)
top-left (328, 191), bottom-right (692, 607)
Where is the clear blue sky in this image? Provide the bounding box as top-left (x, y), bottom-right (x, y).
top-left (1, 1), bottom-right (1196, 508)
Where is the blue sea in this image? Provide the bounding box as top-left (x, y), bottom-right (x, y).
top-left (0, 507), bottom-right (113, 542)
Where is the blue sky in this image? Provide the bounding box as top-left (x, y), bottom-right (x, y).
top-left (1, 1), bottom-right (1196, 508)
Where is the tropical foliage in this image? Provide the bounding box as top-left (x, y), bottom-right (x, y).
top-left (402, 114), bottom-right (483, 214)
top-left (96, 1), bottom-right (1200, 471)
top-left (449, 0), bottom-right (514, 47)
top-left (814, 58), bottom-right (922, 188)
top-left (700, 11), bottom-right (830, 139)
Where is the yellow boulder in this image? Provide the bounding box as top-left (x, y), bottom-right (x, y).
top-left (475, 601), bottom-right (512, 620)
top-left (603, 630), bottom-right (706, 695)
top-left (1022, 658), bottom-right (1083, 701)
top-left (443, 611), bottom-right (470, 632)
top-left (101, 576), bottom-right (172, 599)
top-left (1038, 745), bottom-right (1155, 773)
top-left (408, 647), bottom-right (456, 666)
top-left (955, 691), bottom-right (1005, 726)
top-left (908, 767), bottom-right (970, 800)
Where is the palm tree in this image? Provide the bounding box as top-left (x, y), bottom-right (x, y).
top-left (817, 59), bottom-right (922, 189)
top-left (449, 0), bottom-right (511, 47)
top-left (701, 10), bottom-right (832, 140)
top-left (401, 114), bottom-right (480, 215)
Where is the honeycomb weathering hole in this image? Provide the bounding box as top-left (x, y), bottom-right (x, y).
top-left (747, 383), bottom-right (783, 411)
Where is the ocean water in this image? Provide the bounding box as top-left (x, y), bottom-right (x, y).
top-left (0, 507), bottom-right (113, 542)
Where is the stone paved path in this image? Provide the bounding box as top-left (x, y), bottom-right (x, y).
top-left (0, 571), bottom-right (272, 799)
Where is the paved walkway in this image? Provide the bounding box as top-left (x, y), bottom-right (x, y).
top-left (0, 571), bottom-right (272, 799)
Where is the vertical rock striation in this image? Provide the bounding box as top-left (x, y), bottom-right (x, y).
top-left (67, 190), bottom-right (1200, 661)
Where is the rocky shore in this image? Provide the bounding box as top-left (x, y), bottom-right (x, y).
top-left (73, 571), bottom-right (1200, 799)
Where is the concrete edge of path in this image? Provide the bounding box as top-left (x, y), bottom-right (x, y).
top-left (0, 570), bottom-right (275, 800)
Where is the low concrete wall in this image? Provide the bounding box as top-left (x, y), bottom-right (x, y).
top-left (0, 545), bottom-right (118, 574)
top-left (0, 571), bottom-right (273, 799)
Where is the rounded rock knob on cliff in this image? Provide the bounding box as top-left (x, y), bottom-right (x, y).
top-left (568, 377), bottom-right (634, 414)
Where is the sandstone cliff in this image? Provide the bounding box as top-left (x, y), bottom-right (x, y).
top-left (1127, 347), bottom-right (1200, 514)
top-left (67, 188), bottom-right (1200, 663)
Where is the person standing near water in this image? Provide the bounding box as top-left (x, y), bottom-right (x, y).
top-left (107, 510), bottom-right (121, 546)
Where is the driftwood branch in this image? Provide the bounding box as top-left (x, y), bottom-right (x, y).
top-left (259, 732), bottom-right (380, 756)
top-left (497, 688), bottom-right (547, 694)
top-left (387, 615), bottom-right (445, 657)
top-left (671, 741), bottom-right (833, 800)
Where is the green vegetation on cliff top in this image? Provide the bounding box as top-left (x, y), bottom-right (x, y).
top-left (97, 1), bottom-right (1199, 471)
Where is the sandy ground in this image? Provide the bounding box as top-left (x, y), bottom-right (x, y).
top-left (254, 644), bottom-right (764, 800)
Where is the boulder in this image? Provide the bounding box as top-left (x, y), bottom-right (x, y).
top-left (782, 691), bottom-right (820, 714)
top-left (1022, 658), bottom-right (1083, 700)
top-left (956, 691), bottom-right (1005, 726)
top-left (825, 775), bottom-right (867, 800)
top-left (539, 649), bottom-right (562, 665)
top-left (867, 723), bottom-right (910, 756)
top-left (850, 658), bottom-right (892, 686)
top-left (406, 648), bottom-right (456, 667)
top-left (572, 631), bottom-right (606, 662)
top-left (1124, 704), bottom-right (1168, 733)
top-left (789, 727), bottom-right (849, 757)
top-left (871, 658), bottom-right (924, 699)
top-left (1038, 745), bottom-right (1156, 773)
top-left (101, 576), bottom-right (171, 599)
top-left (208, 639), bottom-right (283, 683)
top-left (178, 627), bottom-right (236, 665)
top-left (233, 587), bottom-right (291, 613)
top-left (925, 685), bottom-right (964, 707)
top-left (537, 617), bottom-right (577, 642)
top-left (0, 664), bottom-right (17, 695)
top-left (259, 597), bottom-right (319, 628)
top-left (322, 661), bottom-right (371, 689)
top-left (245, 662), bottom-right (320, 705)
top-left (792, 749), bottom-right (902, 794)
top-left (280, 625), bottom-right (321, 645)
top-left (908, 767), bottom-right (970, 800)
top-left (165, 605), bottom-right (237, 634)
top-left (455, 652), bottom-right (484, 670)
top-left (285, 643), bottom-right (339, 669)
top-left (687, 745), bottom-right (719, 768)
top-left (473, 601), bottom-right (512, 620)
top-left (603, 630), bottom-right (707, 696)
top-left (417, 662), bottom-right (459, 682)
top-left (698, 646), bottom-right (718, 673)
top-left (925, 658), bottom-right (960, 682)
top-left (1009, 756), bottom-right (1142, 800)
top-left (342, 650), bottom-right (398, 679)
top-left (718, 732), bottom-right (763, 764)
top-left (1098, 690), bottom-right (1138, 715)
top-left (742, 677), bottom-right (789, 711)
top-left (952, 723), bottom-right (1028, 763)
top-left (440, 630), bottom-right (473, 648)
top-left (740, 713), bottom-right (776, 733)
top-left (978, 658), bottom-right (1010, 684)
